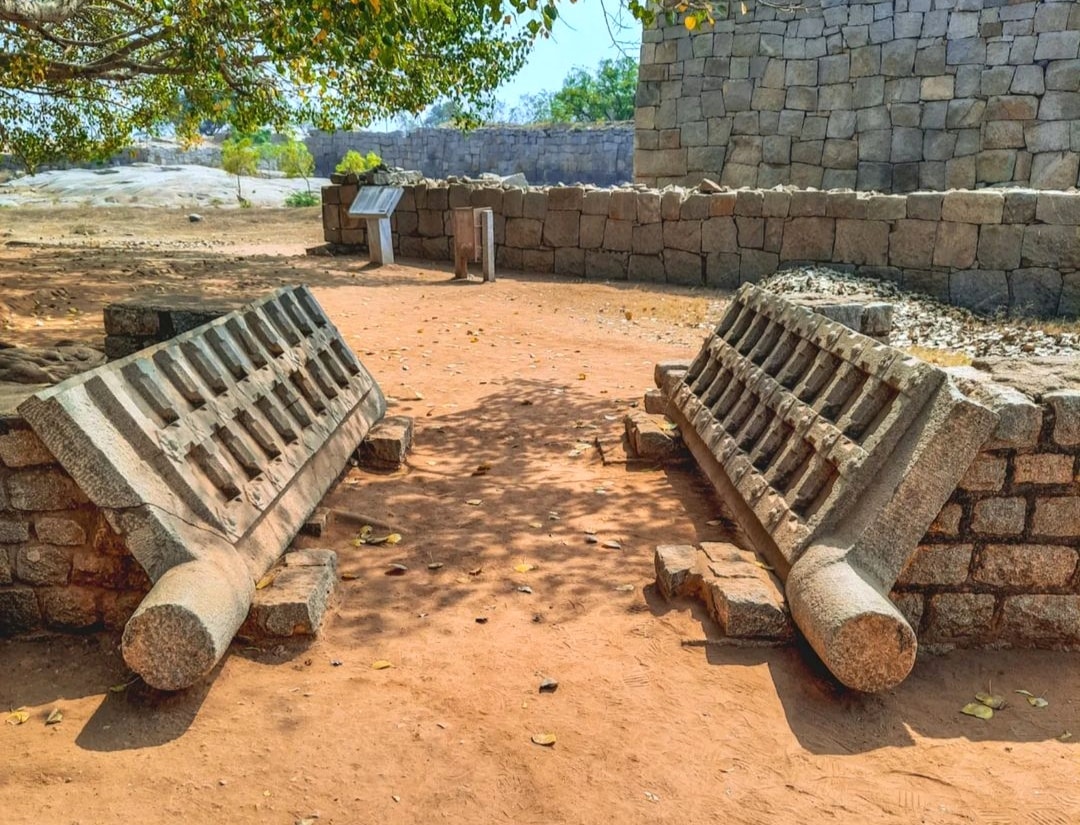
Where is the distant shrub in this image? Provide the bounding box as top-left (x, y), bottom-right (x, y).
top-left (335, 150), bottom-right (382, 175)
top-left (222, 136), bottom-right (260, 200)
top-left (285, 190), bottom-right (320, 207)
top-left (273, 139), bottom-right (315, 181)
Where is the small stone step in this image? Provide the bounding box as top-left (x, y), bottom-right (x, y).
top-left (356, 415), bottom-right (414, 469)
top-left (243, 549), bottom-right (338, 639)
top-left (654, 542), bottom-right (793, 644)
top-left (300, 506), bottom-right (330, 537)
top-left (624, 410), bottom-right (684, 462)
top-left (643, 388), bottom-right (668, 415)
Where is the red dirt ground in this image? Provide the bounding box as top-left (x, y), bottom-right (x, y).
top-left (1, 208), bottom-right (1078, 825)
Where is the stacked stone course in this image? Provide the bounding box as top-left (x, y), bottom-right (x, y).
top-left (896, 375), bottom-right (1080, 647)
top-left (635, 0), bottom-right (1080, 192)
top-left (0, 415), bottom-right (149, 634)
top-left (321, 181), bottom-right (1080, 317)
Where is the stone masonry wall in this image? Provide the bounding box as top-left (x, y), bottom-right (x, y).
top-left (0, 414), bottom-right (149, 635)
top-left (305, 124), bottom-right (634, 186)
top-left (895, 379), bottom-right (1080, 648)
top-left (634, 0), bottom-right (1080, 192)
top-left (321, 181), bottom-right (1080, 317)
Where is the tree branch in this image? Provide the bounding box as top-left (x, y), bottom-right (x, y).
top-left (0, 0), bottom-right (85, 24)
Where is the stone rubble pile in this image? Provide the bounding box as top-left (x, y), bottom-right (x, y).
top-left (763, 266), bottom-right (1080, 358)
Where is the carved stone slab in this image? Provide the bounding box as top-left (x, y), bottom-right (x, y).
top-left (664, 284), bottom-right (996, 691)
top-left (19, 286), bottom-right (386, 688)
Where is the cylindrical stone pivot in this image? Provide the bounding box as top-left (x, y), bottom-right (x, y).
top-left (785, 545), bottom-right (917, 693)
top-left (122, 555), bottom-right (254, 690)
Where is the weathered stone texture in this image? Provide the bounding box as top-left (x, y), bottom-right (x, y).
top-left (633, 2), bottom-right (1080, 193)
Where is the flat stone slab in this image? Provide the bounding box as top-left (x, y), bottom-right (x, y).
top-left (655, 542), bottom-right (792, 644)
top-left (662, 284), bottom-right (996, 690)
top-left (624, 411), bottom-right (684, 462)
top-left (18, 285), bottom-right (386, 688)
top-left (243, 549), bottom-right (337, 638)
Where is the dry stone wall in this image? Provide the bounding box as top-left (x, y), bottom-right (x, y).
top-left (321, 182), bottom-right (1080, 317)
top-left (305, 124), bottom-right (633, 186)
top-left (0, 414), bottom-right (149, 635)
top-left (895, 367), bottom-right (1080, 648)
top-left (634, 0), bottom-right (1080, 192)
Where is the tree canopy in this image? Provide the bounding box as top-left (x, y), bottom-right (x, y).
top-left (0, 0), bottom-right (714, 170)
top-left (532, 55), bottom-right (637, 123)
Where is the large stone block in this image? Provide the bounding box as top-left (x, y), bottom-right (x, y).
top-left (1000, 595), bottom-right (1080, 645)
top-left (1010, 268), bottom-right (1063, 318)
top-left (18, 286), bottom-right (386, 689)
top-left (897, 544), bottom-right (972, 586)
top-left (542, 210), bottom-right (580, 248)
top-left (977, 225), bottom-right (1024, 271)
top-left (779, 217), bottom-right (835, 262)
top-left (6, 469), bottom-right (88, 511)
top-left (1045, 391), bottom-right (1080, 447)
top-left (1022, 225), bottom-right (1080, 269)
top-left (0, 586), bottom-right (41, 634)
top-left (975, 544), bottom-right (1077, 588)
top-left (834, 219), bottom-right (889, 266)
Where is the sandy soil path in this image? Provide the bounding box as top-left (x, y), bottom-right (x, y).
top-left (1, 207), bottom-right (1077, 825)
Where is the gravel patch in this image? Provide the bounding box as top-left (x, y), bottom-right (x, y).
top-left (762, 267), bottom-right (1080, 359)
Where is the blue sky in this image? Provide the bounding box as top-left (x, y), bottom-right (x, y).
top-left (497, 0), bottom-right (643, 103)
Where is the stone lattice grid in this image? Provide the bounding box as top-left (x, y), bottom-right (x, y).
top-left (21, 285), bottom-right (379, 581)
top-left (672, 284), bottom-right (943, 564)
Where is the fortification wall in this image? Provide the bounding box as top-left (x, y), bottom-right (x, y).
top-left (305, 125), bottom-right (634, 186)
top-left (634, 0), bottom-right (1080, 192)
top-left (321, 181), bottom-right (1080, 317)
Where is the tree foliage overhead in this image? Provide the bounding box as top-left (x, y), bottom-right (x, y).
top-left (0, 0), bottom-right (563, 169)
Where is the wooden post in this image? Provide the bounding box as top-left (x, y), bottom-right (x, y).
top-left (452, 207), bottom-right (474, 279)
top-left (476, 208), bottom-right (495, 282)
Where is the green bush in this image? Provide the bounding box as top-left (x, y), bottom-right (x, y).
top-left (221, 136), bottom-right (260, 200)
top-left (335, 149), bottom-right (382, 175)
top-left (285, 190), bottom-right (320, 207)
top-left (273, 139), bottom-right (315, 180)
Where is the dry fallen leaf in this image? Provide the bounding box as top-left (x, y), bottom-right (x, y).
top-left (1058, 730), bottom-right (1072, 742)
top-left (975, 692), bottom-right (1006, 710)
top-left (427, 562), bottom-right (444, 570)
top-left (371, 660), bottom-right (392, 670)
top-left (614, 584), bottom-right (634, 592)
top-left (528, 521), bottom-right (543, 529)
top-left (341, 572), bottom-right (360, 580)
top-left (255, 572), bottom-right (277, 590)
top-left (45, 708), bottom-right (63, 725)
top-left (961, 702), bottom-right (993, 720)
top-left (367, 532), bottom-right (402, 546)
top-left (465, 499), bottom-right (482, 507)
top-left (6, 708), bottom-right (29, 726)
top-left (1029, 696), bottom-right (1049, 708)
top-left (531, 732), bottom-right (557, 746)
top-left (602, 540), bottom-right (622, 550)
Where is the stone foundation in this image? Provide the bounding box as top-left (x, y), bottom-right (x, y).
top-left (652, 301), bottom-right (1080, 671)
top-left (0, 410), bottom-right (150, 634)
top-left (320, 180), bottom-right (1080, 318)
top-left (894, 359), bottom-right (1080, 648)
